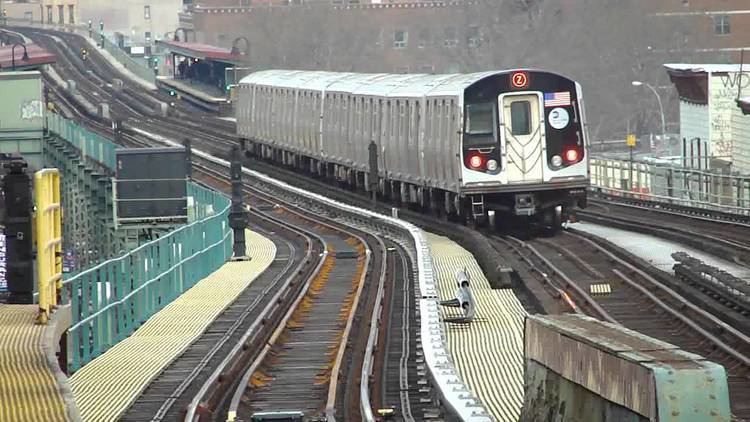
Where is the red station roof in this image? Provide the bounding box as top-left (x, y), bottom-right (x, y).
top-left (0, 43), bottom-right (55, 70)
top-left (157, 40), bottom-right (241, 63)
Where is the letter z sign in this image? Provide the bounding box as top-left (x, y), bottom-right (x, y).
top-left (511, 72), bottom-right (529, 89)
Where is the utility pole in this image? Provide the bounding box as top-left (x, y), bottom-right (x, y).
top-left (627, 133), bottom-right (636, 191)
top-left (183, 138), bottom-right (192, 180)
top-left (632, 81), bottom-right (666, 151)
top-left (229, 146), bottom-right (249, 261)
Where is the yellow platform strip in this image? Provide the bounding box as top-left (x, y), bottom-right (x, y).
top-left (69, 230), bottom-right (276, 422)
top-left (0, 304), bottom-right (69, 422)
top-left (427, 233), bottom-right (528, 422)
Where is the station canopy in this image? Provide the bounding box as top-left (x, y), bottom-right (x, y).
top-left (0, 44), bottom-right (55, 71)
top-left (156, 40), bottom-right (243, 66)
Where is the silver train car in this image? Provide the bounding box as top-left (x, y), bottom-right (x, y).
top-left (236, 69), bottom-right (589, 227)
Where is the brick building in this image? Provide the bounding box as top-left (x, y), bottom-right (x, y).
top-left (0, 0), bottom-right (79, 25)
top-left (647, 0), bottom-right (750, 60)
top-left (178, 0), bottom-right (750, 138)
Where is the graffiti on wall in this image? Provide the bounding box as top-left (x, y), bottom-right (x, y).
top-left (20, 99), bottom-right (43, 120)
top-left (710, 72), bottom-right (748, 161)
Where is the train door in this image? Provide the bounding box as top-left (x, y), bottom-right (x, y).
top-left (500, 93), bottom-right (544, 183)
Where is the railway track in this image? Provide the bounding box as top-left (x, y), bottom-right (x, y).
top-left (581, 199), bottom-right (750, 266)
top-left (113, 126), bottom-right (425, 420)
top-left (30, 24), bottom-right (750, 420)
top-left (182, 158), bottom-right (397, 421)
top-left (503, 229), bottom-right (750, 419)
top-left (10, 27), bottom-right (431, 420)
top-left (589, 190), bottom-right (750, 225)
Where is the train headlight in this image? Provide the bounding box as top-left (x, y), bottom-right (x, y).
top-left (486, 159), bottom-right (498, 171)
top-left (551, 155), bottom-right (563, 168)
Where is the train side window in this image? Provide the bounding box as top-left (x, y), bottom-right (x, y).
top-left (510, 101), bottom-right (531, 136)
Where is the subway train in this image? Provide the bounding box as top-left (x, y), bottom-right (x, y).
top-left (236, 69), bottom-right (589, 229)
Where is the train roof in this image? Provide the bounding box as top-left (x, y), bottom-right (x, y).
top-left (239, 70), bottom-right (503, 98)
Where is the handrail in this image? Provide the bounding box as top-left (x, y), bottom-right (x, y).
top-left (590, 157), bottom-right (750, 215)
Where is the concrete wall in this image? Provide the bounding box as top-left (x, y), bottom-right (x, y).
top-left (730, 106), bottom-right (750, 175)
top-left (77, 0), bottom-right (181, 45)
top-left (0, 71), bottom-right (45, 170)
top-left (521, 360), bottom-right (648, 422)
top-left (41, 0), bottom-right (79, 25)
top-left (679, 100), bottom-right (710, 165)
top-left (1, 1), bottom-right (44, 23)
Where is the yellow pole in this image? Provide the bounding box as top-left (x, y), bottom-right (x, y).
top-left (34, 169), bottom-right (62, 325)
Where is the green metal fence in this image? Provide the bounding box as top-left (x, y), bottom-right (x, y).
top-left (102, 35), bottom-right (157, 86)
top-left (62, 182), bottom-right (232, 371)
top-left (46, 113), bottom-right (118, 171)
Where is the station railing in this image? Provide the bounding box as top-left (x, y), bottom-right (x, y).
top-left (44, 114), bottom-right (233, 371)
top-left (61, 182), bottom-right (231, 372)
top-left (100, 34), bottom-right (157, 86)
top-left (46, 113), bottom-right (117, 170)
top-left (590, 157), bottom-right (750, 216)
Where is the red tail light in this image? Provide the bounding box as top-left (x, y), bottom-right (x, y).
top-left (564, 148), bottom-right (579, 163)
top-left (468, 154), bottom-right (484, 169)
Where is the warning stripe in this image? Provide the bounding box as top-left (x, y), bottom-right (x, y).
top-left (428, 233), bottom-right (527, 422)
top-left (69, 230), bottom-right (275, 422)
top-left (0, 304), bottom-right (69, 422)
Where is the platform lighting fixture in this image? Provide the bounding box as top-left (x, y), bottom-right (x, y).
top-left (11, 43), bottom-right (29, 71)
top-left (631, 80), bottom-right (666, 149)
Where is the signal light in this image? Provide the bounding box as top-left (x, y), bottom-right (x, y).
top-left (564, 148), bottom-right (579, 163)
top-left (468, 154), bottom-right (483, 169)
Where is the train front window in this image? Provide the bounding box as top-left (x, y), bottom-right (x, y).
top-left (466, 103), bottom-right (494, 135)
top-left (510, 101), bottom-right (531, 136)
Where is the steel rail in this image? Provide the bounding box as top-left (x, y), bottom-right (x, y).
top-left (567, 230), bottom-right (750, 367)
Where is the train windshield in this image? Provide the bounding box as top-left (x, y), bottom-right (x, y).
top-left (465, 102), bottom-right (495, 135)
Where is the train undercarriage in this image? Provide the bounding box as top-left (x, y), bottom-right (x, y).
top-left (241, 139), bottom-right (587, 234)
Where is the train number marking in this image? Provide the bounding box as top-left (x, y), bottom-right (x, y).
top-left (511, 72), bottom-right (529, 89)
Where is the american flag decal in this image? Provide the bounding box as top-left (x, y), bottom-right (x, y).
top-left (544, 92), bottom-right (571, 107)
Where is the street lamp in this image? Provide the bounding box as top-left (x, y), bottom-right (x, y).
top-left (11, 43), bottom-right (29, 71)
top-left (632, 80), bottom-right (667, 150)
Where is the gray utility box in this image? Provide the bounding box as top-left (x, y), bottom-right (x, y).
top-left (114, 147), bottom-right (188, 227)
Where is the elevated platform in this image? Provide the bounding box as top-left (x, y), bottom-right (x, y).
top-left (0, 43), bottom-right (55, 71)
top-left (427, 233), bottom-right (527, 422)
top-left (68, 230), bottom-right (276, 421)
top-left (0, 304), bottom-right (77, 422)
top-left (157, 76), bottom-right (231, 114)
